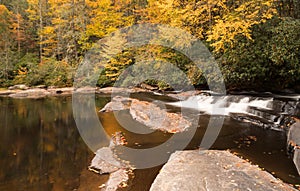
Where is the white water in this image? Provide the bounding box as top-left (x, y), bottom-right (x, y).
top-left (169, 95), bottom-right (273, 116)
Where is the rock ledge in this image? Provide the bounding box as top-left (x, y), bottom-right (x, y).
top-left (150, 150), bottom-right (296, 191)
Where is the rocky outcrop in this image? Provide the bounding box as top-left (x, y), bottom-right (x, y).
top-left (150, 150), bottom-right (297, 191)
top-left (100, 96), bottom-right (191, 133)
top-left (287, 118), bottom-right (300, 175)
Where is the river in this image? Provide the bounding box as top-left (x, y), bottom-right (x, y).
top-left (0, 92), bottom-right (299, 190)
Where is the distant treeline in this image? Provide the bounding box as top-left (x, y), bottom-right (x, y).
top-left (0, 0), bottom-right (299, 91)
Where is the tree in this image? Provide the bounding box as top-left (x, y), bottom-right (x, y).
top-left (79, 0), bottom-right (134, 51)
top-left (0, 5), bottom-right (14, 83)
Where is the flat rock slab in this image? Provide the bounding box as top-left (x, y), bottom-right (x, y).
top-left (150, 150), bottom-right (296, 191)
top-left (8, 88), bottom-right (49, 98)
top-left (100, 96), bottom-right (191, 133)
top-left (130, 99), bottom-right (191, 133)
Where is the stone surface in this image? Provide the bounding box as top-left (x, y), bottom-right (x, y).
top-left (287, 118), bottom-right (300, 175)
top-left (75, 86), bottom-right (97, 94)
top-left (0, 90), bottom-right (18, 96)
top-left (89, 147), bottom-right (123, 174)
top-left (0, 86), bottom-right (150, 98)
top-left (100, 96), bottom-right (132, 112)
top-left (100, 96), bottom-right (191, 133)
top-left (96, 87), bottom-right (148, 94)
top-left (150, 150), bottom-right (296, 191)
top-left (9, 88), bottom-right (49, 98)
top-left (167, 90), bottom-right (201, 100)
top-left (8, 84), bottom-right (29, 90)
top-left (47, 87), bottom-right (74, 95)
top-left (129, 99), bottom-right (191, 133)
top-left (89, 132), bottom-right (132, 191)
top-left (104, 169), bottom-right (129, 191)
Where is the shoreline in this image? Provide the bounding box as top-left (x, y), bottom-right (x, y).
top-left (0, 86), bottom-right (152, 99)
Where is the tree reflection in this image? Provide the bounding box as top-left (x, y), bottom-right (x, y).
top-left (0, 96), bottom-right (110, 190)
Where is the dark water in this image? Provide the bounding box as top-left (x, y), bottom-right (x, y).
top-left (0, 93), bottom-right (299, 191)
top-left (0, 96), bottom-right (110, 191)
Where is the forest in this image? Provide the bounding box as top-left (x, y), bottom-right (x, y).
top-left (0, 0), bottom-right (300, 91)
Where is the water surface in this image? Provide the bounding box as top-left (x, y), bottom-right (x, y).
top-left (0, 93), bottom-right (299, 191)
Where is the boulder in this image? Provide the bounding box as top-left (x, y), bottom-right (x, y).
top-left (287, 118), bottom-right (300, 175)
top-left (129, 99), bottom-right (191, 133)
top-left (140, 83), bottom-right (158, 91)
top-left (8, 84), bottom-right (29, 90)
top-left (150, 150), bottom-right (296, 191)
top-left (100, 96), bottom-right (132, 112)
top-left (104, 169), bottom-right (130, 191)
top-left (100, 96), bottom-right (191, 133)
top-left (89, 147), bottom-right (123, 174)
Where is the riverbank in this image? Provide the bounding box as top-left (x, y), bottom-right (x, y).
top-left (0, 85), bottom-right (151, 98)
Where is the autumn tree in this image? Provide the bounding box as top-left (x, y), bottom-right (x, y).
top-left (0, 5), bottom-right (14, 83)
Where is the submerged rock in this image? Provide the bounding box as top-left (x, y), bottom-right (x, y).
top-left (150, 150), bottom-right (297, 191)
top-left (100, 96), bottom-right (191, 133)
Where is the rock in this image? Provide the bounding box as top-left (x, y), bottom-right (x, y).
top-left (104, 169), bottom-right (129, 191)
top-left (89, 132), bottom-right (132, 191)
top-left (89, 147), bottom-right (124, 174)
top-left (35, 85), bottom-right (47, 89)
top-left (75, 86), bottom-right (97, 94)
top-left (100, 96), bottom-right (132, 112)
top-left (47, 87), bottom-right (74, 95)
top-left (0, 90), bottom-right (18, 96)
top-left (100, 96), bottom-right (191, 133)
top-left (8, 84), bottom-right (29, 90)
top-left (167, 90), bottom-right (201, 100)
top-left (287, 118), bottom-right (300, 175)
top-left (129, 99), bottom-right (191, 133)
top-left (96, 87), bottom-right (149, 94)
top-left (140, 83), bottom-right (158, 91)
top-left (150, 150), bottom-right (296, 191)
top-left (8, 88), bottom-right (49, 99)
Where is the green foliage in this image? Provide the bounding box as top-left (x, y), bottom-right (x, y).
top-left (13, 55), bottom-right (73, 87)
top-left (220, 17), bottom-right (300, 90)
top-left (101, 45), bottom-right (204, 90)
top-left (13, 53), bottom-right (39, 85)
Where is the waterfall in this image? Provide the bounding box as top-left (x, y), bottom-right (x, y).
top-left (168, 94), bottom-right (300, 130)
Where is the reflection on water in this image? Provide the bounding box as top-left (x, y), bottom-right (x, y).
top-left (0, 96), bottom-right (110, 191)
top-left (0, 94), bottom-right (299, 191)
